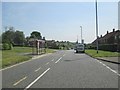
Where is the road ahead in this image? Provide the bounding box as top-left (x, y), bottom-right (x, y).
top-left (2, 50), bottom-right (119, 89)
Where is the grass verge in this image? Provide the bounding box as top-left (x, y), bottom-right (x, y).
top-left (2, 47), bottom-right (56, 68)
top-left (85, 49), bottom-right (119, 57)
top-left (2, 47), bottom-right (33, 68)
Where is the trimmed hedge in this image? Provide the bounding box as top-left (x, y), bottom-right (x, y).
top-left (87, 44), bottom-right (120, 52)
top-left (99, 44), bottom-right (120, 52)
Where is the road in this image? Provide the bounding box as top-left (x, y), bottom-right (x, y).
top-left (2, 50), bottom-right (119, 89)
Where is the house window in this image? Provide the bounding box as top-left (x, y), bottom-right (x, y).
top-left (114, 35), bottom-right (117, 40)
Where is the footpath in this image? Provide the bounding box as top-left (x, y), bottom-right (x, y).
top-left (96, 57), bottom-right (120, 64)
top-left (85, 52), bottom-right (120, 64)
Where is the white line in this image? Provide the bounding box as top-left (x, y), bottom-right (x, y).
top-left (102, 63), bottom-right (106, 66)
top-left (117, 73), bottom-right (120, 76)
top-left (55, 57), bottom-right (62, 64)
top-left (97, 60), bottom-right (120, 77)
top-left (24, 68), bottom-right (50, 90)
top-left (105, 66), bottom-right (111, 69)
top-left (13, 76), bottom-right (27, 86)
top-left (45, 62), bottom-right (49, 65)
top-left (35, 67), bottom-right (41, 72)
top-left (0, 54), bottom-right (50, 71)
top-left (63, 54), bottom-right (66, 57)
top-left (51, 59), bottom-right (54, 61)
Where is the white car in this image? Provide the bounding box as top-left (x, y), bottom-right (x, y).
top-left (75, 43), bottom-right (85, 53)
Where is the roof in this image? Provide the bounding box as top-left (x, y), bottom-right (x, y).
top-left (92, 30), bottom-right (120, 44)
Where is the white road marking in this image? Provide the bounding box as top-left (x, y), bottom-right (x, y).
top-left (55, 57), bottom-right (62, 64)
top-left (96, 60), bottom-right (120, 76)
top-left (45, 62), bottom-right (49, 65)
top-left (35, 67), bottom-right (41, 72)
top-left (24, 68), bottom-right (50, 90)
top-left (51, 59), bottom-right (54, 61)
top-left (63, 54), bottom-right (66, 57)
top-left (13, 76), bottom-right (27, 86)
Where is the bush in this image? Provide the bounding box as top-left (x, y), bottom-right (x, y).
top-left (99, 44), bottom-right (120, 52)
top-left (2, 43), bottom-right (12, 50)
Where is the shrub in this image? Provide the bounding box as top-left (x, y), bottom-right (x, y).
top-left (2, 43), bottom-right (12, 50)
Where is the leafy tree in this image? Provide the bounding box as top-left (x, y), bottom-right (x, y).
top-left (13, 31), bottom-right (25, 46)
top-left (42, 37), bottom-right (46, 40)
top-left (2, 30), bottom-right (15, 44)
top-left (2, 27), bottom-right (25, 46)
top-left (24, 36), bottom-right (31, 46)
top-left (30, 31), bottom-right (42, 39)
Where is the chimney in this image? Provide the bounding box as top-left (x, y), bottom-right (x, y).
top-left (113, 28), bottom-right (115, 32)
top-left (107, 31), bottom-right (109, 34)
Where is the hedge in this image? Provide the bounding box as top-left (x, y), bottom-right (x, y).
top-left (98, 44), bottom-right (120, 52)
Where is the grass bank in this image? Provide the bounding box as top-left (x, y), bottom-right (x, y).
top-left (85, 49), bottom-right (119, 57)
top-left (2, 47), bottom-right (56, 68)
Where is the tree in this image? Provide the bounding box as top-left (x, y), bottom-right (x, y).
top-left (30, 31), bottom-right (42, 39)
top-left (2, 27), bottom-right (15, 50)
top-left (13, 31), bottom-right (25, 46)
top-left (2, 26), bottom-right (26, 46)
top-left (42, 37), bottom-right (46, 40)
top-left (2, 30), bottom-right (15, 44)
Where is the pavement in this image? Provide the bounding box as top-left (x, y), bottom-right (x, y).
top-left (1, 50), bottom-right (119, 89)
top-left (96, 57), bottom-right (120, 64)
top-left (85, 52), bottom-right (120, 64)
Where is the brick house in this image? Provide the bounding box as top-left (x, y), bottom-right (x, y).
top-left (92, 29), bottom-right (120, 45)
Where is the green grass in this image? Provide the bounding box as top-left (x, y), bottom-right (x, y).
top-left (46, 48), bottom-right (57, 53)
top-left (2, 47), bottom-right (33, 68)
top-left (2, 47), bottom-right (56, 68)
top-left (85, 49), bottom-right (119, 57)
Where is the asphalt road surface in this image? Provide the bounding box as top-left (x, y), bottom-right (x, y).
top-left (2, 50), bottom-right (119, 89)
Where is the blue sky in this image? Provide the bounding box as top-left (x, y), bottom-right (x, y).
top-left (2, 2), bottom-right (118, 43)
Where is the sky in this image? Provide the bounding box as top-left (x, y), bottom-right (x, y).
top-left (2, 1), bottom-right (118, 43)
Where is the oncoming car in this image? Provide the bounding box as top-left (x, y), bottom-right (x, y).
top-left (75, 43), bottom-right (85, 53)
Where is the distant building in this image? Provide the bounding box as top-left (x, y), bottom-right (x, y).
top-left (46, 40), bottom-right (56, 48)
top-left (92, 29), bottom-right (120, 45)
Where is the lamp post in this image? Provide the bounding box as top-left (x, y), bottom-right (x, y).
top-left (95, 0), bottom-right (99, 53)
top-left (80, 26), bottom-right (82, 43)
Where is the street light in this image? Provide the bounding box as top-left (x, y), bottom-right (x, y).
top-left (80, 26), bottom-right (82, 43)
top-left (95, 0), bottom-right (99, 53)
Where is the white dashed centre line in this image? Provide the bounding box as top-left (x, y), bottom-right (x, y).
top-left (35, 67), bottom-right (41, 72)
top-left (45, 62), bottom-right (49, 65)
top-left (51, 59), bottom-right (54, 61)
top-left (13, 76), bottom-right (27, 86)
top-left (63, 54), bottom-right (66, 57)
top-left (55, 57), bottom-right (62, 64)
top-left (24, 68), bottom-right (50, 90)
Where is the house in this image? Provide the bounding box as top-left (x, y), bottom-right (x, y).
top-left (92, 29), bottom-right (120, 45)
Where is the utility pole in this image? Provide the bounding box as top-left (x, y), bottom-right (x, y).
top-left (95, 0), bottom-right (99, 53)
top-left (80, 26), bottom-right (82, 43)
